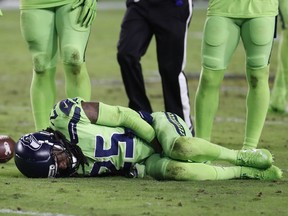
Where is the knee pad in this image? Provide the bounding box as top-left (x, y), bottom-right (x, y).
top-left (246, 18), bottom-right (275, 67)
top-left (247, 55), bottom-right (268, 68)
top-left (249, 18), bottom-right (275, 46)
top-left (204, 17), bottom-right (228, 46)
top-left (202, 17), bottom-right (229, 69)
top-left (62, 45), bottom-right (83, 66)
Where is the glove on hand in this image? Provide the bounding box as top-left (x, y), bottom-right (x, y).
top-left (138, 111), bottom-right (153, 125)
top-left (72, 0), bottom-right (97, 27)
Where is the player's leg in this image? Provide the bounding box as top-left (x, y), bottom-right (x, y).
top-left (270, 1), bottom-right (288, 113)
top-left (117, 2), bottom-right (153, 112)
top-left (241, 17), bottom-right (276, 149)
top-left (270, 33), bottom-right (287, 113)
top-left (280, 0), bottom-right (288, 106)
top-left (20, 8), bottom-right (58, 130)
top-left (194, 16), bottom-right (240, 140)
top-left (145, 154), bottom-right (281, 181)
top-left (172, 136), bottom-right (273, 169)
top-left (152, 111), bottom-right (220, 161)
top-left (153, 0), bottom-right (193, 133)
top-left (152, 112), bottom-right (273, 169)
top-left (56, 4), bottom-right (91, 101)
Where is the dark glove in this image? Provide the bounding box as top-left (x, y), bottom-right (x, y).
top-left (72, 0), bottom-right (97, 27)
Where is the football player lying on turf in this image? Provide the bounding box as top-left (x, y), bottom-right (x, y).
top-left (14, 97), bottom-right (282, 180)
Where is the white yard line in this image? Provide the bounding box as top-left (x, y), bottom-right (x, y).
top-left (0, 209), bottom-right (74, 216)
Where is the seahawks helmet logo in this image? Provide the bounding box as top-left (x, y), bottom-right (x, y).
top-left (21, 131), bottom-right (55, 151)
top-left (21, 134), bottom-right (42, 151)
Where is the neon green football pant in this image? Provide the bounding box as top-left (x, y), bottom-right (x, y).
top-left (195, 16), bottom-right (275, 149)
top-left (20, 3), bottom-right (91, 130)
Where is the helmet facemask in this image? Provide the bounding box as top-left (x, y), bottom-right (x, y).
top-left (52, 145), bottom-right (78, 177)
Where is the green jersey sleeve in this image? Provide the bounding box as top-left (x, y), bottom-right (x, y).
top-left (97, 102), bottom-right (156, 143)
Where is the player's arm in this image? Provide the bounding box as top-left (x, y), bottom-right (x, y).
top-left (81, 102), bottom-right (156, 143)
top-left (0, 9), bottom-right (3, 16)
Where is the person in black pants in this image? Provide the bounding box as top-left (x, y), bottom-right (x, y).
top-left (117, 0), bottom-right (194, 134)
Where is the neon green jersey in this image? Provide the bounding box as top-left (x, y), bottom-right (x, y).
top-left (207, 0), bottom-right (278, 18)
top-left (49, 98), bottom-right (154, 176)
top-left (20, 0), bottom-right (74, 9)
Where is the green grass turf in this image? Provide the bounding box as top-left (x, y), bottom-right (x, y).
top-left (0, 6), bottom-right (287, 216)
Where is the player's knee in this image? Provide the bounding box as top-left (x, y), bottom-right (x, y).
top-left (202, 56), bottom-right (225, 70)
top-left (145, 154), bottom-right (167, 180)
top-left (33, 53), bottom-right (50, 73)
top-left (62, 45), bottom-right (83, 66)
top-left (165, 161), bottom-right (192, 180)
top-left (199, 68), bottom-right (223, 89)
top-left (170, 137), bottom-right (197, 160)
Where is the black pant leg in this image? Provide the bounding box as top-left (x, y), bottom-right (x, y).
top-left (152, 0), bottom-right (194, 132)
top-left (117, 2), bottom-right (153, 112)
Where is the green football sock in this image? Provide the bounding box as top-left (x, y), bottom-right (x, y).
top-left (194, 67), bottom-right (225, 140)
top-left (210, 165), bottom-right (241, 180)
top-left (165, 162), bottom-right (241, 180)
top-left (30, 67), bottom-right (56, 130)
top-left (63, 62), bottom-right (91, 101)
top-left (170, 137), bottom-right (237, 164)
top-left (244, 65), bottom-right (270, 149)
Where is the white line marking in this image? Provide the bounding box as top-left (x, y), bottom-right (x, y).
top-left (0, 209), bottom-right (75, 216)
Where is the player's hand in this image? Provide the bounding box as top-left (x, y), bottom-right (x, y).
top-left (72, 0), bottom-right (97, 27)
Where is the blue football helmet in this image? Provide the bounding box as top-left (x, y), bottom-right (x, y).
top-left (14, 130), bottom-right (78, 178)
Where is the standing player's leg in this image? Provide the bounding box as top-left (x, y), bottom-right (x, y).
top-left (56, 4), bottom-right (91, 101)
top-left (270, 30), bottom-right (287, 113)
top-left (194, 16), bottom-right (239, 140)
top-left (20, 8), bottom-right (58, 130)
top-left (270, 0), bottom-right (288, 113)
top-left (145, 154), bottom-right (282, 181)
top-left (153, 0), bottom-right (193, 133)
top-left (117, 2), bottom-right (153, 112)
top-left (241, 17), bottom-right (276, 149)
